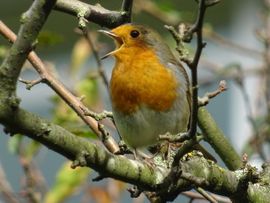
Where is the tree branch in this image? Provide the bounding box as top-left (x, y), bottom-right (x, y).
top-left (155, 151), bottom-right (268, 202)
top-left (198, 80), bottom-right (227, 106)
top-left (1, 1), bottom-right (268, 202)
top-left (188, 0), bottom-right (207, 139)
top-left (0, 163), bottom-right (19, 203)
top-left (195, 187), bottom-right (218, 203)
top-left (0, 107), bottom-right (163, 191)
top-left (1, 105), bottom-right (266, 202)
top-left (78, 27), bottom-right (109, 89)
top-left (0, 0), bottom-right (56, 97)
top-left (121, 0), bottom-right (133, 22)
top-left (0, 102), bottom-right (265, 203)
top-left (182, 191), bottom-right (231, 203)
top-left (198, 107), bottom-right (242, 170)
top-left (166, 0), bottom-right (209, 144)
top-left (0, 21), bottom-right (119, 154)
top-left (54, 0), bottom-right (130, 28)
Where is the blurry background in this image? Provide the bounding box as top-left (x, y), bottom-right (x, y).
top-left (0, 0), bottom-right (265, 202)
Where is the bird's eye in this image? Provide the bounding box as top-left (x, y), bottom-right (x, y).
top-left (130, 30), bottom-right (140, 38)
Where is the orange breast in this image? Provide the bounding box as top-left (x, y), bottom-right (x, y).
top-left (110, 46), bottom-right (178, 114)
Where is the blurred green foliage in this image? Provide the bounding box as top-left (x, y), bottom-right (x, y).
top-left (43, 162), bottom-right (90, 203)
top-left (38, 31), bottom-right (64, 47)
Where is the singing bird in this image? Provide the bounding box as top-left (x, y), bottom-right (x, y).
top-left (100, 24), bottom-right (191, 155)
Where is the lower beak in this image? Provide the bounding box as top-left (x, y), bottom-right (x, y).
top-left (98, 29), bottom-right (123, 59)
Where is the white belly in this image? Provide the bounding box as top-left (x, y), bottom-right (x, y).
top-left (113, 96), bottom-right (190, 149)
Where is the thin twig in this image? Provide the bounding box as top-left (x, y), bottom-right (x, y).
top-left (54, 0), bottom-right (129, 28)
top-left (241, 1), bottom-right (270, 161)
top-left (237, 80), bottom-right (265, 158)
top-left (205, 29), bottom-right (262, 58)
top-left (98, 123), bottom-right (111, 143)
top-left (19, 154), bottom-right (40, 203)
top-left (0, 163), bottom-right (19, 203)
top-left (199, 80), bottom-right (227, 106)
top-left (187, 0), bottom-right (207, 139)
top-left (136, 0), bottom-right (179, 25)
top-left (168, 0), bottom-right (208, 142)
top-left (195, 187), bottom-right (218, 203)
top-left (19, 78), bottom-right (44, 90)
top-left (0, 21), bottom-right (119, 154)
top-left (82, 107), bottom-right (113, 121)
top-left (182, 191), bottom-right (231, 203)
top-left (164, 24), bottom-right (191, 64)
top-left (199, 60), bottom-right (265, 86)
top-left (78, 26), bottom-right (109, 89)
top-left (163, 0), bottom-right (215, 166)
top-left (17, 141), bottom-right (48, 202)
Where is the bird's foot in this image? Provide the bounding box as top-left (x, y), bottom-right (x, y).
top-left (133, 149), bottom-right (157, 168)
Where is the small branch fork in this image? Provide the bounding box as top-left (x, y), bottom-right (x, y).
top-left (159, 81), bottom-right (227, 142)
top-left (0, 20), bottom-right (119, 154)
top-left (18, 78), bottom-right (45, 90)
top-left (165, 0), bottom-right (220, 142)
top-left (54, 0), bottom-right (130, 28)
top-left (185, 0), bottom-right (207, 140)
top-left (199, 80), bottom-right (227, 106)
top-left (162, 1), bottom-right (222, 198)
top-left (81, 107), bottom-right (113, 121)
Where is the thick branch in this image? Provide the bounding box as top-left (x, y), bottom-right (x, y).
top-left (0, 104), bottom-right (267, 202)
top-left (0, 107), bottom-right (161, 190)
top-left (198, 107), bottom-right (242, 170)
top-left (0, 0), bottom-right (56, 97)
top-left (54, 0), bottom-right (130, 28)
top-left (155, 151), bottom-right (269, 202)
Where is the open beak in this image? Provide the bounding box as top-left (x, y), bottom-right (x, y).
top-left (98, 29), bottom-right (123, 59)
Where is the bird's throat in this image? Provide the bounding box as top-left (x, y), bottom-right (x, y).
top-left (110, 47), bottom-right (178, 114)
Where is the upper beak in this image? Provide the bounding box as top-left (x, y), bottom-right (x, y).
top-left (98, 30), bottom-right (118, 38)
top-left (98, 29), bottom-right (123, 59)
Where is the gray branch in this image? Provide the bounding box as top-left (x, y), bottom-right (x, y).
top-left (54, 0), bottom-right (130, 28)
top-left (0, 0), bottom-right (270, 202)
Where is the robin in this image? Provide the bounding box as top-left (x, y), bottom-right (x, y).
top-left (100, 23), bottom-right (191, 157)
